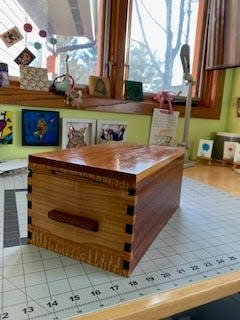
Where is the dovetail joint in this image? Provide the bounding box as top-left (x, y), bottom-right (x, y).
top-left (127, 205), bottom-right (134, 216)
top-left (123, 260), bottom-right (130, 270)
top-left (124, 242), bottom-right (131, 252)
top-left (28, 200), bottom-right (32, 209)
top-left (28, 185), bottom-right (32, 194)
top-left (128, 188), bottom-right (136, 196)
top-left (125, 224), bottom-right (133, 234)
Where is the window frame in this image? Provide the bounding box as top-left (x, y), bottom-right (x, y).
top-left (3, 0), bottom-right (225, 120)
top-left (108, 0), bottom-right (226, 118)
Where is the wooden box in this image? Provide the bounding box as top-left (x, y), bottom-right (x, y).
top-left (28, 142), bottom-right (184, 276)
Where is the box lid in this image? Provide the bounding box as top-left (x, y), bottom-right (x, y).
top-left (29, 142), bottom-right (184, 182)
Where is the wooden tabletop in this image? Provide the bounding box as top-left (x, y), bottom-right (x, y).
top-left (73, 270), bottom-right (240, 320)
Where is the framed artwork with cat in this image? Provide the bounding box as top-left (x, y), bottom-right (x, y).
top-left (62, 118), bottom-right (96, 149)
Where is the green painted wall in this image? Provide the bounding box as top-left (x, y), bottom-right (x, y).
top-left (0, 69), bottom-right (236, 161)
top-left (225, 68), bottom-right (240, 133)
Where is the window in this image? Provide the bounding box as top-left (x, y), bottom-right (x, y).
top-left (0, 0), bottom-right (100, 84)
top-left (1, 0), bottom-right (225, 120)
top-left (108, 0), bottom-right (225, 118)
top-left (127, 0), bottom-right (199, 95)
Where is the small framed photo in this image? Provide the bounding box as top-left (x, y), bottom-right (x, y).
top-left (96, 120), bottom-right (127, 144)
top-left (0, 26), bottom-right (23, 47)
top-left (89, 75), bottom-right (111, 98)
top-left (223, 141), bottom-right (238, 161)
top-left (14, 47), bottom-right (36, 65)
top-left (233, 143), bottom-right (240, 163)
top-left (197, 139), bottom-right (214, 158)
top-left (62, 118), bottom-right (96, 149)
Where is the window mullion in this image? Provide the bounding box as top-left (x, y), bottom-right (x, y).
top-left (108, 0), bottom-right (129, 99)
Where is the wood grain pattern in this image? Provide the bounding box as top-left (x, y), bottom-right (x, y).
top-left (29, 142), bottom-right (184, 181)
top-left (28, 142), bottom-right (184, 276)
top-left (131, 156), bottom-right (184, 273)
top-left (72, 270), bottom-right (240, 320)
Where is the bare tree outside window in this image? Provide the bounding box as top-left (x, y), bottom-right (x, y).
top-left (127, 0), bottom-right (199, 95)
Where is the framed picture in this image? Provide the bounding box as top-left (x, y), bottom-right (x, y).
top-left (19, 65), bottom-right (49, 91)
top-left (223, 141), bottom-right (238, 161)
top-left (22, 109), bottom-right (60, 146)
top-left (149, 109), bottom-right (179, 146)
top-left (0, 111), bottom-right (13, 144)
top-left (89, 75), bottom-right (111, 98)
top-left (62, 118), bottom-right (96, 149)
top-left (0, 26), bottom-right (23, 47)
top-left (96, 120), bottom-right (127, 144)
top-left (14, 47), bottom-right (35, 65)
top-left (233, 143), bottom-right (240, 163)
top-left (197, 139), bottom-right (214, 158)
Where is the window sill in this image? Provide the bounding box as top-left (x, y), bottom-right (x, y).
top-left (0, 70), bottom-right (225, 120)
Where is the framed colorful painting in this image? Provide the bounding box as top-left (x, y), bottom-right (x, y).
top-left (96, 120), bottom-right (127, 144)
top-left (62, 118), bottom-right (96, 149)
top-left (0, 111), bottom-right (13, 144)
top-left (22, 109), bottom-right (60, 146)
top-left (197, 139), bottom-right (214, 158)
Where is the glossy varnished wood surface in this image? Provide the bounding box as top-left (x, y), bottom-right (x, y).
top-left (70, 162), bottom-right (240, 320)
top-left (29, 142), bottom-right (185, 183)
top-left (131, 156), bottom-right (183, 273)
top-left (28, 143), bottom-right (184, 276)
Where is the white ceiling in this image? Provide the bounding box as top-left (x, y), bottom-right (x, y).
top-left (17, 0), bottom-right (97, 40)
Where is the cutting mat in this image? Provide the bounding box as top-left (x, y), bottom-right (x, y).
top-left (1, 173), bottom-right (240, 320)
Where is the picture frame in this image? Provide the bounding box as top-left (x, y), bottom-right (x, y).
top-left (0, 111), bottom-right (13, 144)
top-left (22, 109), bottom-right (60, 146)
top-left (233, 143), bottom-right (240, 163)
top-left (88, 75), bottom-right (111, 98)
top-left (0, 26), bottom-right (23, 47)
top-left (62, 118), bottom-right (96, 149)
top-left (149, 108), bottom-right (179, 146)
top-left (96, 120), bottom-right (127, 144)
top-left (19, 65), bottom-right (49, 91)
top-left (223, 141), bottom-right (238, 161)
top-left (197, 139), bottom-right (214, 158)
top-left (14, 47), bottom-right (35, 65)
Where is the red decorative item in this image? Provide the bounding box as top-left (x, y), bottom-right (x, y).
top-left (47, 55), bottom-right (57, 73)
top-left (39, 30), bottom-right (47, 38)
top-left (23, 23), bottom-right (32, 32)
